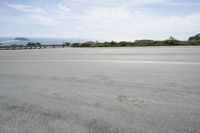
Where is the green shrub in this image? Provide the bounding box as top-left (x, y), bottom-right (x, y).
top-left (71, 43), bottom-right (80, 47)
top-left (27, 42), bottom-right (42, 46)
top-left (134, 40), bottom-right (155, 46)
top-left (80, 41), bottom-right (96, 47)
top-left (188, 40), bottom-right (200, 45)
top-left (64, 42), bottom-right (71, 46)
top-left (164, 36), bottom-right (180, 45)
top-left (189, 34), bottom-right (200, 41)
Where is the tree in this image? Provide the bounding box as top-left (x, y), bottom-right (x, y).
top-left (80, 41), bottom-right (95, 47)
top-left (188, 34), bottom-right (200, 41)
top-left (134, 40), bottom-right (154, 46)
top-left (71, 43), bottom-right (80, 47)
top-left (110, 41), bottom-right (118, 47)
top-left (164, 36), bottom-right (179, 45)
top-left (27, 42), bottom-right (42, 46)
top-left (64, 42), bottom-right (71, 46)
top-left (118, 41), bottom-right (132, 47)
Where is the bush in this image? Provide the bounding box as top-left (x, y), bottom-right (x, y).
top-left (153, 41), bottom-right (165, 46)
top-left (10, 44), bottom-right (18, 47)
top-left (118, 41), bottom-right (133, 47)
top-left (71, 43), bottom-right (80, 47)
top-left (80, 41), bottom-right (96, 47)
top-left (188, 40), bottom-right (200, 45)
top-left (134, 40), bottom-right (155, 46)
top-left (189, 34), bottom-right (200, 41)
top-left (10, 44), bottom-right (18, 49)
top-left (27, 42), bottom-right (42, 46)
top-left (64, 42), bottom-right (71, 46)
top-left (164, 36), bottom-right (180, 45)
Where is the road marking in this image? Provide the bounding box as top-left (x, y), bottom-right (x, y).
top-left (0, 59), bottom-right (200, 65)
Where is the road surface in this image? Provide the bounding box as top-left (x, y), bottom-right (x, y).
top-left (0, 46), bottom-right (200, 133)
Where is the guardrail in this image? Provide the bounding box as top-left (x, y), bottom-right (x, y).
top-left (0, 45), bottom-right (68, 50)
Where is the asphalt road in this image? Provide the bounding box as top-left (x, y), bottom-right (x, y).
top-left (0, 46), bottom-right (200, 133)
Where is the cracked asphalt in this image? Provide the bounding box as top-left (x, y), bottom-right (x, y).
top-left (0, 46), bottom-right (200, 133)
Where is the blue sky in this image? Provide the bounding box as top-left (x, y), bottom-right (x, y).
top-left (0, 0), bottom-right (200, 40)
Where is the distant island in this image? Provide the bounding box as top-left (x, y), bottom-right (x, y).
top-left (14, 37), bottom-right (30, 41)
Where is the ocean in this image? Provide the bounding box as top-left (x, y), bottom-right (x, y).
top-left (0, 37), bottom-right (96, 46)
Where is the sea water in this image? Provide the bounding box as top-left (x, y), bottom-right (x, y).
top-left (0, 37), bottom-right (94, 46)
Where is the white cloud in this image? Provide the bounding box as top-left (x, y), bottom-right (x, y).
top-left (127, 0), bottom-right (167, 6)
top-left (57, 3), bottom-right (71, 12)
top-left (2, 1), bottom-right (200, 39)
top-left (26, 14), bottom-right (59, 26)
top-left (5, 3), bottom-right (47, 14)
top-left (87, 7), bottom-right (132, 22)
top-left (73, 6), bottom-right (200, 40)
top-left (168, 2), bottom-right (200, 6)
top-left (5, 3), bottom-right (61, 26)
top-left (55, 3), bottom-right (71, 17)
top-left (156, 14), bottom-right (200, 32)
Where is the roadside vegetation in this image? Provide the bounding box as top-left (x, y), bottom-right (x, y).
top-left (1, 34), bottom-right (200, 50)
top-left (68, 34), bottom-right (200, 47)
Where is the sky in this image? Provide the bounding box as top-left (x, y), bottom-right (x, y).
top-left (0, 0), bottom-right (200, 41)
